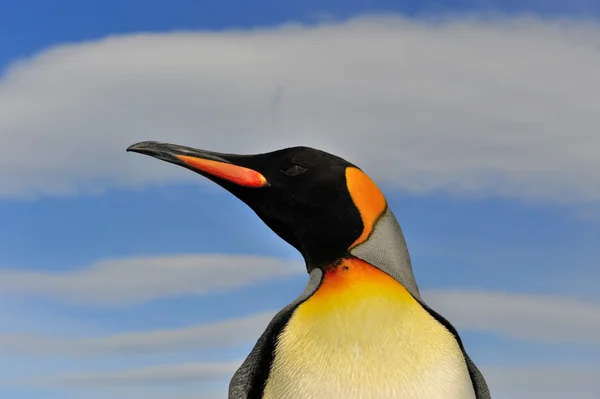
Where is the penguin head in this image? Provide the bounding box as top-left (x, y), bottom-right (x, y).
top-left (127, 142), bottom-right (394, 271)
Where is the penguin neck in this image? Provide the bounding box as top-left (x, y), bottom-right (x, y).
top-left (349, 207), bottom-right (422, 301)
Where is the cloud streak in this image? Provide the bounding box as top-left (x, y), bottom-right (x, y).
top-left (425, 290), bottom-right (600, 344)
top-left (0, 311), bottom-right (275, 355)
top-left (1, 16), bottom-right (600, 201)
top-left (0, 254), bottom-right (302, 306)
top-left (482, 365), bottom-right (600, 399)
top-left (31, 362), bottom-right (240, 387)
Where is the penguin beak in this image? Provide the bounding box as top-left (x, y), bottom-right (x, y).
top-left (127, 141), bottom-right (268, 188)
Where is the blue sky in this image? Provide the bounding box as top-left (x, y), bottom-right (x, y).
top-left (1, 0), bottom-right (600, 398)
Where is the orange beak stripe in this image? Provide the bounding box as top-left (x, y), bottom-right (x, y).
top-left (176, 155), bottom-right (268, 188)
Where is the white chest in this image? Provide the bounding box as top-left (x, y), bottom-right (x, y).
top-left (262, 292), bottom-right (476, 399)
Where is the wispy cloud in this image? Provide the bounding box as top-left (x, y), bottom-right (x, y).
top-left (0, 311), bottom-right (275, 355)
top-left (29, 362), bottom-right (240, 387)
top-left (425, 290), bottom-right (600, 345)
top-left (0, 254), bottom-right (302, 306)
top-left (483, 365), bottom-right (600, 399)
top-left (1, 16), bottom-right (600, 201)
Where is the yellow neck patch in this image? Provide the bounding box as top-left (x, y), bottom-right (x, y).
top-left (299, 258), bottom-right (414, 316)
top-left (345, 167), bottom-right (387, 248)
top-left (262, 258), bottom-right (475, 399)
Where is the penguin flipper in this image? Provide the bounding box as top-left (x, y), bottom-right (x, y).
top-left (418, 301), bottom-right (491, 399)
top-left (463, 349), bottom-right (492, 399)
top-left (228, 269), bottom-right (323, 399)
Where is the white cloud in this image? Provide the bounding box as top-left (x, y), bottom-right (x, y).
top-left (33, 361), bottom-right (240, 387)
top-left (1, 16), bottom-right (600, 201)
top-left (0, 311), bottom-right (275, 355)
top-left (425, 290), bottom-right (600, 344)
top-left (0, 254), bottom-right (302, 306)
top-left (482, 365), bottom-right (600, 399)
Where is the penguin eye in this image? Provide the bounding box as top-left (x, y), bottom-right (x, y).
top-left (281, 164), bottom-right (307, 177)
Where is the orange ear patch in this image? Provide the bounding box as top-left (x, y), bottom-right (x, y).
top-left (345, 167), bottom-right (387, 248)
top-left (176, 155), bottom-right (268, 188)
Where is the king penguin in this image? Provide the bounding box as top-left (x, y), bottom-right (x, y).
top-left (127, 141), bottom-right (491, 399)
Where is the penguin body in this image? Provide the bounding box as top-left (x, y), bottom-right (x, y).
top-left (127, 142), bottom-right (491, 399)
top-left (260, 258), bottom-right (476, 399)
